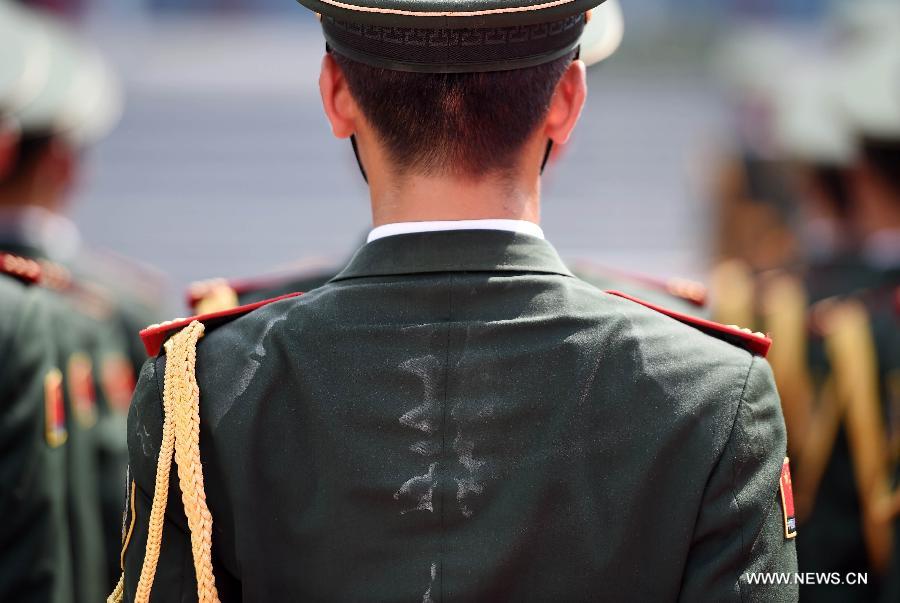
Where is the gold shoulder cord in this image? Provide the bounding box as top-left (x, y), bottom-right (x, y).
top-left (108, 321), bottom-right (220, 603)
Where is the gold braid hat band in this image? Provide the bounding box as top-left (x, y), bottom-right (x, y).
top-left (109, 321), bottom-right (220, 603)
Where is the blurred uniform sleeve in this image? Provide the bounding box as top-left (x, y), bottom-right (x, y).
top-left (0, 292), bottom-right (72, 602)
top-left (679, 357), bottom-right (799, 602)
top-left (121, 357), bottom-right (197, 602)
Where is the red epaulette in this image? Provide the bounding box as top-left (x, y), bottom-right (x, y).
top-left (607, 290), bottom-right (772, 357)
top-left (0, 253), bottom-right (41, 285)
top-left (140, 292), bottom-right (302, 356)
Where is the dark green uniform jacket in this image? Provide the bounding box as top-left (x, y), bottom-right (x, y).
top-left (0, 274), bottom-right (73, 603)
top-left (1, 237), bottom-right (124, 600)
top-left (124, 231), bottom-right (797, 601)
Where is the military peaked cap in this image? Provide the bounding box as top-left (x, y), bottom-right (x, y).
top-left (296, 0), bottom-right (613, 72)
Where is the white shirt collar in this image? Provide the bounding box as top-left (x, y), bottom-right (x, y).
top-left (367, 219), bottom-right (544, 243)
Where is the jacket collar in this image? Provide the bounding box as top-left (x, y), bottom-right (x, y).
top-left (331, 230), bottom-right (573, 282)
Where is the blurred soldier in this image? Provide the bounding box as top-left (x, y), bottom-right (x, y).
top-left (838, 38), bottom-right (900, 290)
top-left (0, 4), bottom-right (140, 597)
top-left (709, 28), bottom-right (801, 276)
top-left (0, 259), bottom-right (73, 603)
top-left (706, 29), bottom-right (809, 333)
top-left (770, 63), bottom-right (873, 302)
top-left (760, 25), bottom-right (900, 603)
top-left (757, 54), bottom-right (880, 603)
top-left (761, 59), bottom-right (861, 460)
top-left (0, 3), bottom-right (72, 601)
top-left (834, 32), bottom-right (900, 603)
top-left (114, 1), bottom-right (796, 601)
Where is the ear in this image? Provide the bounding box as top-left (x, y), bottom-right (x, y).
top-left (319, 53), bottom-right (360, 140)
top-left (543, 59), bottom-right (587, 145)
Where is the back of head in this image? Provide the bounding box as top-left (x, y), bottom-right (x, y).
top-left (300, 0), bottom-right (618, 181)
top-left (333, 51), bottom-right (574, 178)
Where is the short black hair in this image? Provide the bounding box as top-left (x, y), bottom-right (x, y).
top-left (333, 51), bottom-right (574, 178)
top-left (861, 137), bottom-right (900, 202)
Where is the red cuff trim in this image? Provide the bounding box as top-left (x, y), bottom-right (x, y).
top-left (606, 290), bottom-right (772, 357)
top-left (780, 458), bottom-right (797, 539)
top-left (140, 292), bottom-right (302, 357)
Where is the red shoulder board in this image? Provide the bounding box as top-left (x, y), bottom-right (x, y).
top-left (607, 290), bottom-right (772, 357)
top-left (140, 292), bottom-right (302, 357)
top-left (0, 253), bottom-right (41, 285)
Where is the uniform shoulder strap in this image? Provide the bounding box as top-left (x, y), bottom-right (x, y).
top-left (607, 290), bottom-right (772, 357)
top-left (119, 292), bottom-right (301, 602)
top-left (140, 292), bottom-right (302, 356)
top-left (0, 253), bottom-right (41, 285)
top-left (130, 321), bottom-right (219, 603)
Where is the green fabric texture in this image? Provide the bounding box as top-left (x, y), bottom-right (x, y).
top-left (0, 277), bottom-right (73, 603)
top-left (124, 231), bottom-right (797, 601)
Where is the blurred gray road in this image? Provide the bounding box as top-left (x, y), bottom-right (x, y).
top-left (71, 17), bottom-right (727, 309)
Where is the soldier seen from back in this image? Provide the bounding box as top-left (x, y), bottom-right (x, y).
top-left (115, 0), bottom-right (798, 600)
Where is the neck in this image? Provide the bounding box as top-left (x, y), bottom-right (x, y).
top-left (369, 170), bottom-right (541, 227)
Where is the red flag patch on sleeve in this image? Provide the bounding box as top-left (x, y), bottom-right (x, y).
top-left (44, 369), bottom-right (67, 448)
top-left (780, 457), bottom-right (797, 539)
